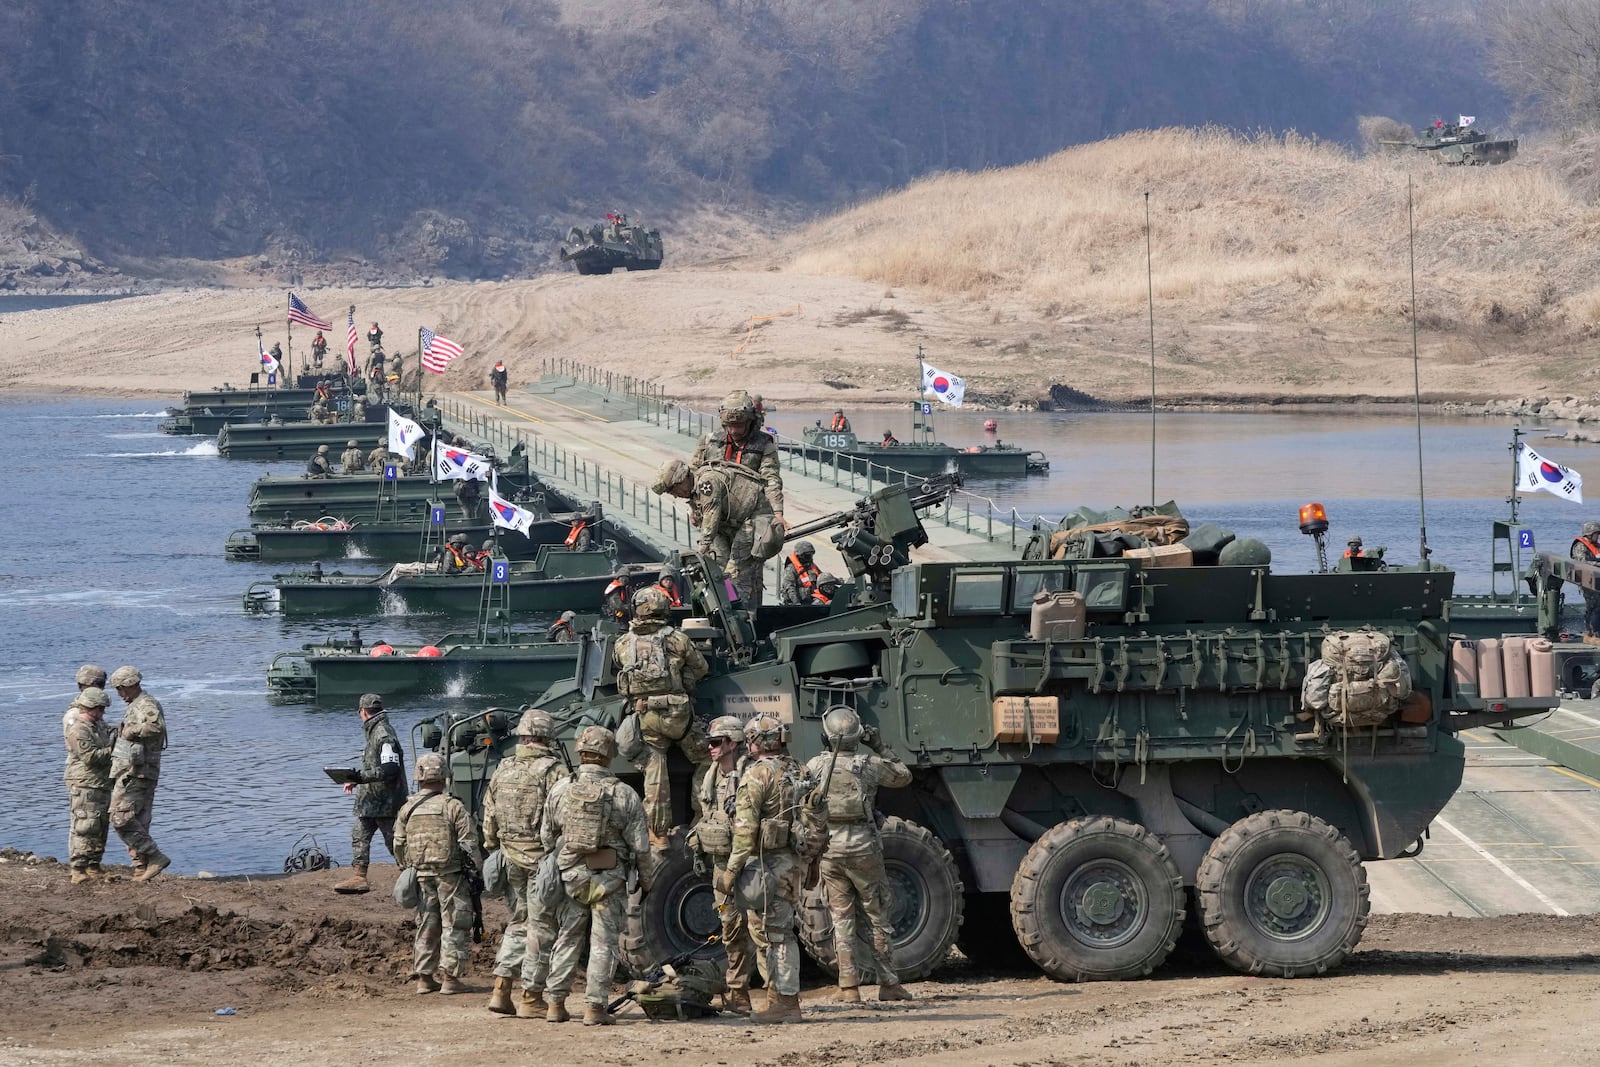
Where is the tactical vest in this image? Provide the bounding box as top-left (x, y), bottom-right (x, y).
top-left (824, 754), bottom-right (872, 824)
top-left (615, 629), bottom-right (680, 697)
top-left (401, 793), bottom-right (458, 872)
top-left (489, 752), bottom-right (562, 846)
top-left (751, 757), bottom-right (799, 852)
top-left (559, 776), bottom-right (613, 854)
top-left (695, 757), bottom-right (745, 854)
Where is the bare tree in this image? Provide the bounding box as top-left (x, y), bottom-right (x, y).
top-left (1486, 0), bottom-right (1600, 124)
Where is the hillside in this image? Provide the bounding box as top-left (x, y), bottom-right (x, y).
top-left (0, 0), bottom-right (1496, 285)
top-left (3, 130), bottom-right (1597, 408)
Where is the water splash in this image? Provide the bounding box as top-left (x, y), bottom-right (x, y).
top-left (378, 589), bottom-right (409, 616)
top-left (91, 440), bottom-right (220, 458)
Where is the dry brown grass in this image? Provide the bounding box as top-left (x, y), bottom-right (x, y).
top-left (786, 127), bottom-right (1599, 337)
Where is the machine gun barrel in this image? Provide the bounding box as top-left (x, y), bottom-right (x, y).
top-left (780, 472), bottom-right (964, 544)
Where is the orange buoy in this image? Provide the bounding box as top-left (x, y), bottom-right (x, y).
top-left (416, 645), bottom-right (442, 657)
top-left (984, 418), bottom-right (997, 432)
top-left (369, 644), bottom-right (395, 657)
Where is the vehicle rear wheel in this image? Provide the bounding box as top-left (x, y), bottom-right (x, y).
top-left (797, 817), bottom-right (963, 982)
top-left (1009, 816), bottom-right (1184, 982)
top-left (1194, 809), bottom-right (1369, 977)
top-left (620, 830), bottom-right (725, 977)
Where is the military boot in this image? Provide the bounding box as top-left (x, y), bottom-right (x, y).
top-left (415, 974), bottom-right (441, 994)
top-left (487, 975), bottom-right (515, 1014)
top-left (516, 989), bottom-right (548, 1019)
top-left (725, 987), bottom-right (753, 1015)
top-left (133, 854), bottom-right (171, 882)
top-left (582, 1003), bottom-right (614, 1027)
top-left (333, 865), bottom-right (370, 894)
top-left (835, 985), bottom-right (861, 1004)
top-left (751, 991), bottom-right (802, 1024)
top-left (439, 973), bottom-right (466, 995)
top-left (70, 869), bottom-right (93, 885)
top-left (546, 997), bottom-right (571, 1023)
top-left (878, 983), bottom-right (914, 1002)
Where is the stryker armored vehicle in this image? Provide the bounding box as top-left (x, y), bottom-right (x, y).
top-left (1385, 118), bottom-right (1517, 166)
top-left (414, 477), bottom-right (1559, 984)
top-left (559, 212), bottom-right (664, 275)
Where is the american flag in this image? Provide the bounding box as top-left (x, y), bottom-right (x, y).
top-left (421, 328), bottom-right (465, 373)
top-left (345, 308), bottom-right (359, 374)
top-left (287, 293), bottom-right (333, 331)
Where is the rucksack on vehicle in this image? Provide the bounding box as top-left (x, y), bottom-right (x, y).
top-left (1302, 629), bottom-right (1412, 728)
top-left (560, 777), bottom-right (612, 854)
top-left (617, 631), bottom-right (674, 696)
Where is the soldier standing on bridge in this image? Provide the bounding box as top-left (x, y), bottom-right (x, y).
top-left (1572, 520), bottom-right (1600, 645)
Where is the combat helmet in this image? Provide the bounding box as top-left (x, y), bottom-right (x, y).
top-left (718, 390), bottom-right (756, 428)
top-left (821, 706), bottom-right (863, 749)
top-left (347, 439), bottom-right (359, 448)
top-left (318, 444), bottom-right (329, 453)
top-left (76, 686), bottom-right (110, 709)
top-left (744, 713), bottom-right (788, 751)
top-left (107, 666), bottom-right (141, 688)
top-left (416, 753), bottom-right (447, 781)
top-left (651, 458), bottom-right (693, 496)
top-left (75, 664), bottom-right (106, 687)
top-left (449, 533), bottom-right (469, 546)
top-left (576, 725), bottom-right (618, 760)
top-left (706, 715), bottom-right (745, 743)
top-left (633, 585), bottom-right (670, 620)
top-left (517, 708), bottom-right (554, 739)
top-left (1585, 521), bottom-right (1600, 538)
top-left (794, 540), bottom-right (815, 560)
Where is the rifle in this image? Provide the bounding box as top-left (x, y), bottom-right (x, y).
top-left (605, 934), bottom-right (722, 1014)
top-left (802, 734), bottom-right (843, 891)
top-left (461, 852), bottom-right (485, 944)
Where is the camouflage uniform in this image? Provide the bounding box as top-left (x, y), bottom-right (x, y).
top-left (690, 392), bottom-right (786, 606)
top-left (725, 724), bottom-right (804, 1006)
top-left (805, 730), bottom-right (912, 992)
top-left (367, 441), bottom-right (392, 473)
top-left (482, 737), bottom-right (568, 996)
top-left (1572, 521), bottom-right (1600, 640)
top-left (779, 545), bottom-right (821, 605)
top-left (688, 741), bottom-right (755, 997)
top-left (693, 463), bottom-right (776, 605)
top-left (541, 742), bottom-right (650, 1015)
top-left (351, 709), bottom-right (407, 867)
top-left (612, 593), bottom-right (710, 837)
top-left (109, 677), bottom-right (167, 869)
top-left (306, 446), bottom-right (332, 478)
top-left (395, 766), bottom-right (482, 981)
top-left (340, 442), bottom-right (365, 473)
top-left (63, 692), bottom-right (115, 876)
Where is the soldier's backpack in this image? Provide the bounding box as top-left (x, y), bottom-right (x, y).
top-left (1304, 629), bottom-right (1412, 728)
top-left (560, 777), bottom-right (612, 855)
top-left (636, 959), bottom-right (728, 1020)
top-left (616, 630), bottom-right (674, 697)
top-left (792, 764), bottom-right (830, 863)
top-left (824, 755), bottom-right (871, 824)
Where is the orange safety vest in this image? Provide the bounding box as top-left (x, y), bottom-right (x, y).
top-left (655, 580), bottom-right (682, 607)
top-left (882, 435), bottom-right (898, 446)
top-left (810, 587), bottom-right (832, 605)
top-left (721, 437), bottom-right (750, 465)
top-left (445, 545), bottom-right (470, 570)
top-left (1575, 535), bottom-right (1600, 560)
top-left (565, 521), bottom-right (588, 547)
top-left (1343, 548), bottom-right (1362, 558)
top-left (788, 554), bottom-right (818, 591)
top-left (830, 415), bottom-right (848, 431)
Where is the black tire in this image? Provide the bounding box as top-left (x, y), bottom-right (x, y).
top-left (955, 892), bottom-right (1032, 971)
top-left (1194, 809), bottom-right (1369, 978)
top-left (1009, 816), bottom-right (1184, 982)
top-left (619, 831), bottom-right (725, 977)
top-left (797, 817), bottom-right (963, 983)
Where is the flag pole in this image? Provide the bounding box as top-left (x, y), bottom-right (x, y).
top-left (1408, 175), bottom-right (1431, 569)
top-left (1508, 426), bottom-right (1522, 525)
top-left (418, 327), bottom-right (425, 409)
top-left (284, 293), bottom-right (294, 387)
top-left (1145, 191), bottom-right (1157, 509)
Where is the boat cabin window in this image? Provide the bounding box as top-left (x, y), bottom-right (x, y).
top-left (1075, 565), bottom-right (1130, 613)
top-left (1010, 567), bottom-right (1069, 612)
top-left (949, 570), bottom-right (1007, 615)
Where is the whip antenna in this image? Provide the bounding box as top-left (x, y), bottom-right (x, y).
top-left (1408, 175), bottom-right (1431, 568)
top-left (1145, 191), bottom-right (1157, 507)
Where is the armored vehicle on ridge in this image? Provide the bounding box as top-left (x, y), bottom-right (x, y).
top-left (1388, 118), bottom-right (1518, 166)
top-left (559, 212), bottom-right (664, 275)
top-left (416, 480), bottom-right (1559, 985)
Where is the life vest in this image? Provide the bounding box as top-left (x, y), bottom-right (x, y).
top-left (721, 436), bottom-right (750, 464)
top-left (604, 577), bottom-right (625, 598)
top-left (1574, 536), bottom-right (1600, 561)
top-left (788, 554), bottom-right (818, 592)
top-left (444, 544), bottom-right (470, 570)
top-left (655, 580), bottom-right (681, 607)
top-left (882, 434), bottom-right (898, 446)
top-left (1343, 547), bottom-right (1363, 558)
top-left (565, 521), bottom-right (588, 548)
top-left (810, 587), bottom-right (832, 606)
top-left (830, 415), bottom-right (848, 431)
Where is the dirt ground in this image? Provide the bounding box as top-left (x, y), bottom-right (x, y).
top-left (0, 262), bottom-right (1573, 409)
top-left (4, 848), bottom-right (1598, 1066)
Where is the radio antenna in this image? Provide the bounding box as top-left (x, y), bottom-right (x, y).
top-left (1408, 175), bottom-right (1431, 569)
top-left (1145, 191), bottom-right (1157, 507)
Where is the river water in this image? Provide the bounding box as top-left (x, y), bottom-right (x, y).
top-left (2, 395), bottom-right (1593, 875)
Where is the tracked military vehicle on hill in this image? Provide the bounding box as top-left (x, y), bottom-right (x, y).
top-left (559, 212), bottom-right (664, 275)
top-left (415, 478), bottom-right (1559, 984)
top-left (1386, 118), bottom-right (1517, 166)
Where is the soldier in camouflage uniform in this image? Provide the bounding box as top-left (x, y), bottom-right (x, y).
top-left (541, 725), bottom-right (651, 1026)
top-left (780, 541), bottom-right (821, 605)
top-left (805, 707), bottom-right (914, 1003)
top-left (63, 687), bottom-right (116, 883)
top-left (306, 444), bottom-right (333, 478)
top-left (688, 390), bottom-right (788, 603)
top-left (107, 666), bottom-right (170, 881)
top-left (395, 752), bottom-right (482, 995)
top-left (721, 714), bottom-right (806, 1024)
top-left (367, 436), bottom-right (392, 473)
top-left (482, 708), bottom-right (570, 1018)
top-left (334, 693), bottom-right (407, 894)
top-left (64, 664), bottom-right (107, 731)
top-left (652, 457), bottom-right (778, 606)
top-left (686, 715), bottom-right (757, 1013)
top-left (340, 438), bottom-right (364, 473)
top-left (612, 585), bottom-right (711, 842)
